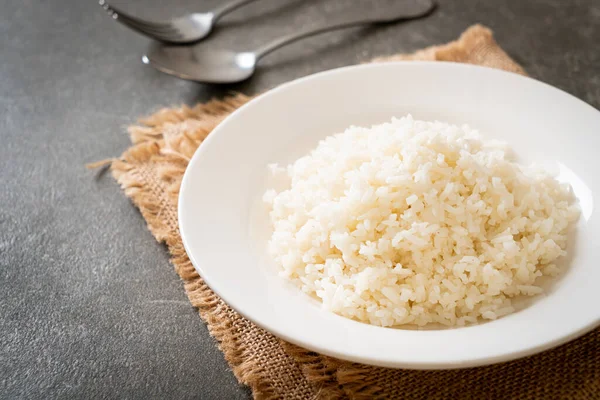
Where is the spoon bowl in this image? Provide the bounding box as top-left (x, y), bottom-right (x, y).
top-left (143, 45), bottom-right (257, 83)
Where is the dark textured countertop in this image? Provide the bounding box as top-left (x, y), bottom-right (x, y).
top-left (1, 0), bottom-right (598, 398)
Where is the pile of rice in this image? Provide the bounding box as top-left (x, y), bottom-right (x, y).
top-left (263, 116), bottom-right (579, 327)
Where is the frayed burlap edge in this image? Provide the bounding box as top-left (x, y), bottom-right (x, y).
top-left (105, 25), bottom-right (598, 399)
top-left (111, 97), bottom-right (320, 399)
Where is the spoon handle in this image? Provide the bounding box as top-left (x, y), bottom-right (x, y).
top-left (253, 0), bottom-right (435, 60)
top-left (211, 0), bottom-right (262, 22)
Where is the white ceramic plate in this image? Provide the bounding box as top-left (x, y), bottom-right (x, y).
top-left (179, 62), bottom-right (600, 369)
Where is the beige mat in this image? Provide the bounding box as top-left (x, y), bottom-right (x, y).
top-left (105, 25), bottom-right (599, 399)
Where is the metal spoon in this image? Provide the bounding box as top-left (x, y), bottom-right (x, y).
top-left (143, 0), bottom-right (436, 83)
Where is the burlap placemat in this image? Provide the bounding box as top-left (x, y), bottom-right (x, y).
top-left (104, 25), bottom-right (599, 399)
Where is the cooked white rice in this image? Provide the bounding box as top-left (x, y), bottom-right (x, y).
top-left (263, 116), bottom-right (579, 327)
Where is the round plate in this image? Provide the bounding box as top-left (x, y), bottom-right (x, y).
top-left (178, 62), bottom-right (600, 369)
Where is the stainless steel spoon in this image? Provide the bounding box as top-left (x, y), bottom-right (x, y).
top-left (143, 0), bottom-right (436, 83)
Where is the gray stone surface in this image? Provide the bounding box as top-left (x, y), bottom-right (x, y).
top-left (0, 0), bottom-right (598, 398)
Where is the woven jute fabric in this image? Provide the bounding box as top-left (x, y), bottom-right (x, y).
top-left (108, 25), bottom-right (599, 399)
